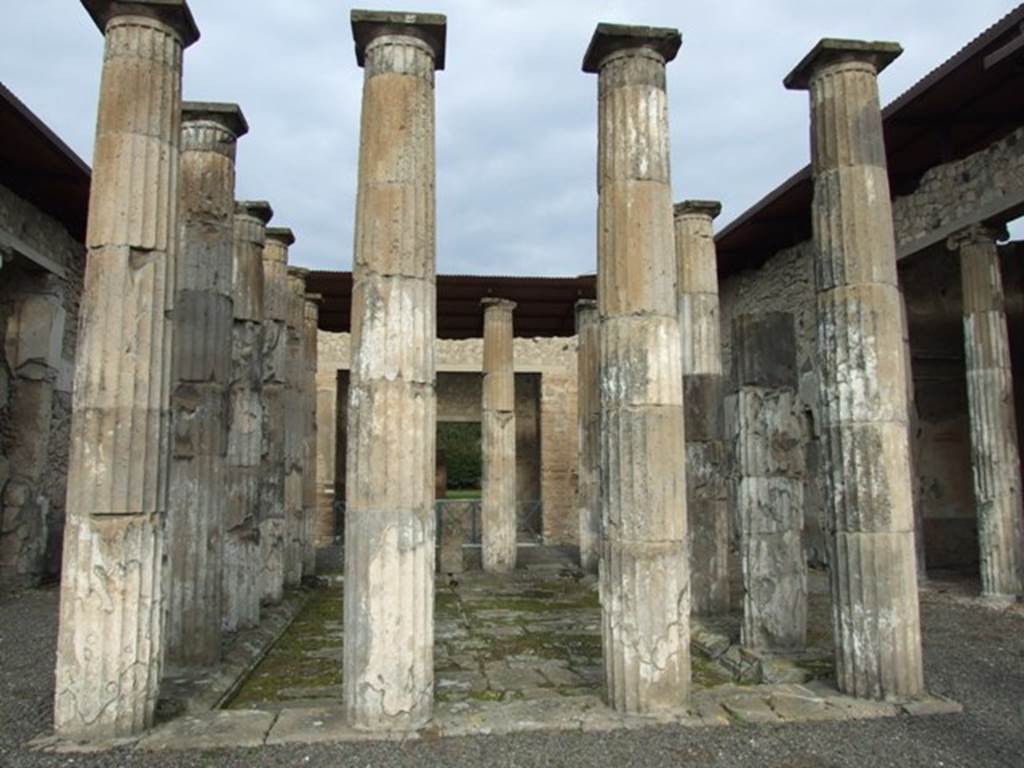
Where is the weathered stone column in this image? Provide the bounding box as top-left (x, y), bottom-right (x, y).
top-left (949, 223), bottom-right (1023, 600)
top-left (900, 290), bottom-right (927, 582)
top-left (583, 23), bottom-right (690, 714)
top-left (786, 39), bottom-right (924, 699)
top-left (575, 299), bottom-right (600, 574)
top-left (675, 199), bottom-right (730, 616)
top-left (481, 298), bottom-right (517, 573)
top-left (1, 288), bottom-right (65, 587)
top-left (54, 0), bottom-right (199, 738)
top-left (344, 9), bottom-right (445, 730)
top-left (302, 294), bottom-right (320, 575)
top-left (314, 368), bottom-right (337, 547)
top-left (165, 102), bottom-right (247, 668)
top-left (259, 227), bottom-right (293, 604)
top-left (224, 200), bottom-right (272, 633)
top-left (284, 267), bottom-right (308, 587)
top-left (733, 313), bottom-right (807, 652)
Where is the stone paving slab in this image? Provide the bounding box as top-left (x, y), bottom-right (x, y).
top-left (137, 710), bottom-right (276, 751)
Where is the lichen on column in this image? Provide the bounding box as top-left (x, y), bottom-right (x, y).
top-left (344, 9), bottom-right (446, 731)
top-left (583, 22), bottom-right (691, 714)
top-left (786, 38), bottom-right (924, 700)
top-left (54, 0), bottom-right (199, 738)
top-left (949, 223), bottom-right (1023, 600)
top-left (165, 101), bottom-right (247, 668)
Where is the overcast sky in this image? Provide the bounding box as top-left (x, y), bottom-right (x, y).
top-left (1, 1), bottom-right (1020, 275)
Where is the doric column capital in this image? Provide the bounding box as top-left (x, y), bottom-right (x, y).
top-left (82, 0), bottom-right (200, 47)
top-left (266, 227), bottom-right (296, 247)
top-left (481, 297), bottom-right (517, 313)
top-left (581, 23), bottom-right (681, 73)
top-left (946, 222), bottom-right (1009, 252)
top-left (351, 9), bottom-right (447, 70)
top-left (784, 38), bottom-right (902, 91)
top-left (674, 199), bottom-right (722, 221)
top-left (235, 200), bottom-right (274, 225)
top-left (287, 266), bottom-right (309, 288)
top-left (182, 101), bottom-right (249, 139)
top-left (574, 299), bottom-right (598, 330)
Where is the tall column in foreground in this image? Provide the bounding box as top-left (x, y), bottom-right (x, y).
top-left (583, 23), bottom-right (690, 714)
top-left (224, 200), bottom-right (272, 632)
top-left (481, 298), bottom-right (517, 573)
top-left (733, 313), bottom-right (807, 652)
top-left (284, 267), bottom-right (308, 586)
top-left (54, 0), bottom-right (199, 738)
top-left (675, 199), bottom-right (730, 615)
top-left (302, 294), bottom-right (321, 575)
top-left (950, 224), bottom-right (1023, 601)
top-left (786, 39), bottom-right (924, 699)
top-left (344, 9), bottom-right (446, 730)
top-left (165, 102), bottom-right (247, 668)
top-left (259, 227), bottom-right (293, 604)
top-left (575, 299), bottom-right (601, 573)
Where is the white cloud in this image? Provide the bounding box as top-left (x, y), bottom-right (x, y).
top-left (1, 1), bottom-right (1018, 273)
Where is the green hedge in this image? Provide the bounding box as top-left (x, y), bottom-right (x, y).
top-left (437, 422), bottom-right (481, 490)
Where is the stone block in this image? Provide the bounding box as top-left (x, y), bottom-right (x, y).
top-left (732, 312), bottom-right (797, 389)
top-left (4, 293), bottom-right (65, 374)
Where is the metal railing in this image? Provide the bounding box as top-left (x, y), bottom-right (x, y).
top-left (434, 499), bottom-right (544, 545)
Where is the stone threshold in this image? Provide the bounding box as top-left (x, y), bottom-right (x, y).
top-left (691, 618), bottom-right (832, 685)
top-left (30, 683), bottom-right (962, 754)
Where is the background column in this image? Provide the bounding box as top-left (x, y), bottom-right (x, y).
top-left (224, 199), bottom-right (272, 632)
top-left (259, 227), bottom-right (293, 604)
top-left (165, 102), bottom-right (247, 668)
top-left (344, 10), bottom-right (445, 731)
top-left (54, 0), bottom-right (199, 738)
top-left (284, 267), bottom-right (308, 586)
top-left (481, 298), bottom-right (517, 573)
top-left (786, 39), bottom-right (924, 699)
top-left (733, 313), bottom-right (807, 652)
top-left (675, 199), bottom-right (730, 616)
top-left (950, 223), bottom-right (1023, 600)
top-left (314, 368), bottom-right (338, 547)
top-left (302, 294), bottom-right (320, 575)
top-left (583, 23), bottom-right (690, 714)
top-left (575, 299), bottom-right (600, 573)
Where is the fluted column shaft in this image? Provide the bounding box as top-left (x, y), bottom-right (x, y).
top-left (584, 24), bottom-right (690, 714)
top-left (951, 225), bottom-right (1023, 599)
top-left (165, 104), bottom-right (245, 667)
top-left (259, 228), bottom-right (293, 604)
top-left (675, 200), bottom-right (729, 616)
top-left (224, 200), bottom-right (270, 632)
top-left (787, 40), bottom-right (924, 699)
top-left (481, 298), bottom-right (517, 572)
top-left (302, 296), bottom-right (320, 575)
top-left (284, 268), bottom-right (308, 586)
top-left (344, 11), bottom-right (444, 731)
top-left (733, 313), bottom-right (807, 652)
top-left (575, 300), bottom-right (601, 573)
top-left (55, 5), bottom-right (198, 738)
top-left (314, 369), bottom-right (338, 547)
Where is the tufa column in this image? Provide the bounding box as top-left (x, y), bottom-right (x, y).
top-left (165, 102), bottom-right (248, 668)
top-left (302, 294), bottom-right (321, 575)
top-left (54, 0), bottom-right (199, 737)
top-left (575, 299), bottom-right (600, 574)
top-left (481, 298), bottom-right (517, 573)
top-left (314, 368), bottom-right (338, 547)
top-left (344, 9), bottom-right (445, 731)
top-left (224, 199), bottom-right (272, 632)
top-left (259, 227), bottom-right (293, 604)
top-left (949, 224), bottom-right (1023, 600)
top-left (675, 199), bottom-right (730, 616)
top-left (733, 313), bottom-right (807, 652)
top-left (583, 23), bottom-right (691, 714)
top-left (786, 39), bottom-right (924, 699)
top-left (284, 267), bottom-right (308, 586)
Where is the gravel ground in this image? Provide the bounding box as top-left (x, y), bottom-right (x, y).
top-left (2, 585), bottom-right (1022, 768)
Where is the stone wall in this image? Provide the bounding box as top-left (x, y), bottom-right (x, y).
top-left (318, 331), bottom-right (580, 547)
top-left (718, 128), bottom-right (1024, 571)
top-left (0, 181), bottom-right (85, 588)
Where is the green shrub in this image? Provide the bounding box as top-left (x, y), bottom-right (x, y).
top-left (437, 421), bottom-right (481, 490)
